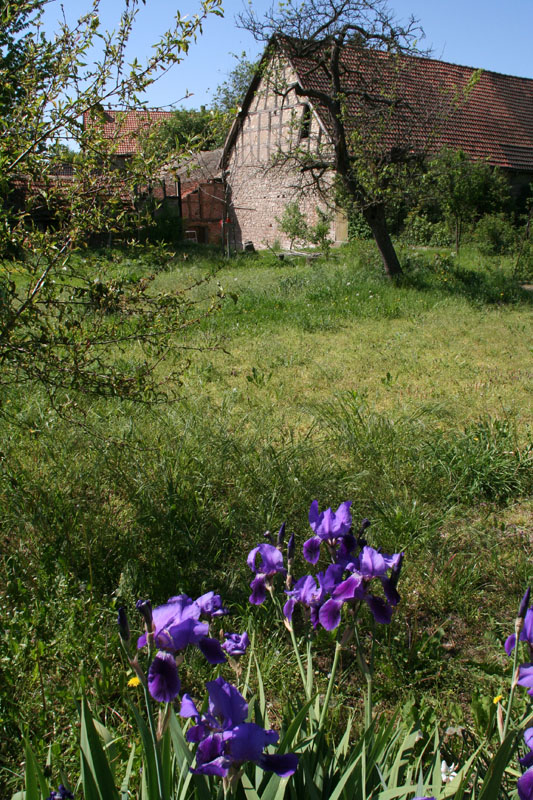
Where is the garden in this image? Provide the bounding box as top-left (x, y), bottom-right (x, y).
top-left (1, 236), bottom-right (532, 799)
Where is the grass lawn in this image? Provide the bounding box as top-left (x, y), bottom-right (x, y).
top-left (1, 241), bottom-right (532, 791)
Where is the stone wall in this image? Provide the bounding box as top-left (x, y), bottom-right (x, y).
top-left (225, 67), bottom-right (342, 251)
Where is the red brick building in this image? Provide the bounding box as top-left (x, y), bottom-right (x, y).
top-left (83, 110), bottom-right (225, 243)
top-left (162, 149), bottom-right (225, 245)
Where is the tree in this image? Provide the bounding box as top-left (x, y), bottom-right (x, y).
top-left (0, 0), bottom-right (224, 415)
top-left (423, 148), bottom-right (509, 252)
top-left (151, 106), bottom-right (226, 156)
top-left (238, 0), bottom-right (469, 277)
top-left (211, 53), bottom-right (259, 116)
top-left (149, 56), bottom-right (258, 160)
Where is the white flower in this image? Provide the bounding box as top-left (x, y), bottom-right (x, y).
top-left (441, 760), bottom-right (458, 783)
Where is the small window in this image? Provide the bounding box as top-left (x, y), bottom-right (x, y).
top-left (300, 104), bottom-right (311, 140)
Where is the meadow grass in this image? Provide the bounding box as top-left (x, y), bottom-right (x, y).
top-left (0, 241), bottom-right (532, 792)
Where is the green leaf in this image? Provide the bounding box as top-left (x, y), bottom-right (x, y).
top-left (80, 697), bottom-right (119, 800)
top-left (120, 744), bottom-right (135, 800)
top-left (334, 715), bottom-right (354, 762)
top-left (254, 653), bottom-right (268, 723)
top-left (477, 729), bottom-right (519, 800)
top-left (168, 709), bottom-right (212, 800)
top-left (241, 772), bottom-right (261, 800)
top-left (81, 749), bottom-right (105, 800)
top-left (279, 698), bottom-right (315, 751)
top-left (128, 700), bottom-right (160, 800)
top-left (327, 751), bottom-right (363, 800)
top-left (24, 739), bottom-right (40, 800)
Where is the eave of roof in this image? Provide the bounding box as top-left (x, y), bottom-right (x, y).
top-left (221, 39), bottom-right (533, 174)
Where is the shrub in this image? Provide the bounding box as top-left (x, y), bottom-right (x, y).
top-left (348, 210), bottom-right (372, 240)
top-left (402, 211), bottom-right (435, 245)
top-left (276, 202), bottom-right (333, 254)
top-left (475, 213), bottom-right (518, 256)
top-left (276, 202), bottom-right (309, 249)
top-left (514, 240), bottom-right (533, 282)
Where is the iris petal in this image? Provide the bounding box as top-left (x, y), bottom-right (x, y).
top-left (249, 575), bottom-right (267, 605)
top-left (147, 652), bottom-right (181, 703)
top-left (199, 636), bottom-right (227, 664)
top-left (518, 767), bottom-right (533, 800)
top-left (366, 595), bottom-right (392, 624)
top-left (259, 753), bottom-right (299, 777)
top-left (318, 598), bottom-right (342, 631)
top-left (303, 536), bottom-right (321, 564)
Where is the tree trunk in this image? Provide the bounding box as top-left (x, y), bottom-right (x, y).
top-left (363, 204), bottom-right (403, 277)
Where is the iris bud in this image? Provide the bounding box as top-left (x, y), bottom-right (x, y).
top-left (117, 606), bottom-right (130, 642)
top-left (287, 532), bottom-right (295, 562)
top-left (276, 522), bottom-right (286, 548)
top-left (519, 588), bottom-right (531, 620)
top-left (390, 553), bottom-right (404, 591)
top-left (136, 599), bottom-right (153, 629)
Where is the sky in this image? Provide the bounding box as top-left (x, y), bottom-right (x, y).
top-left (42, 0), bottom-right (533, 110)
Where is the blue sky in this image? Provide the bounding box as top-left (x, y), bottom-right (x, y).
top-left (43, 0), bottom-right (533, 109)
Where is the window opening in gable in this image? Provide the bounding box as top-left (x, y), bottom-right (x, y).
top-left (299, 104), bottom-right (311, 140)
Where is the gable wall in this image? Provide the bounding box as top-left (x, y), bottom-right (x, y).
top-left (225, 66), bottom-right (340, 250)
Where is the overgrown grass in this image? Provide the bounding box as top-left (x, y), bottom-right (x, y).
top-left (1, 241), bottom-right (532, 793)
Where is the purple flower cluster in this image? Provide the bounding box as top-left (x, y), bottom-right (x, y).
top-left (519, 729), bottom-right (533, 800)
top-left (248, 501), bottom-right (403, 632)
top-left (135, 592), bottom-right (236, 703)
top-left (180, 677), bottom-right (298, 779)
top-left (504, 588), bottom-right (533, 799)
top-left (128, 589), bottom-right (297, 783)
top-left (509, 591), bottom-right (533, 700)
top-left (248, 534), bottom-right (287, 605)
top-left (46, 788), bottom-right (73, 800)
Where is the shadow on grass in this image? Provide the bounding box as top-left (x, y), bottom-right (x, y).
top-left (398, 254), bottom-right (533, 306)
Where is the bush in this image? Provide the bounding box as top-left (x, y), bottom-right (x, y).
top-left (276, 202), bottom-right (333, 255)
top-left (347, 210), bottom-right (372, 240)
top-left (514, 240), bottom-right (533, 282)
top-left (401, 212), bottom-right (453, 247)
top-left (475, 213), bottom-right (518, 256)
top-left (401, 212), bottom-right (434, 245)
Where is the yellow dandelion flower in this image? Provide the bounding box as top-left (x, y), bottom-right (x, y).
top-left (493, 694), bottom-right (503, 704)
top-left (128, 676), bottom-right (141, 688)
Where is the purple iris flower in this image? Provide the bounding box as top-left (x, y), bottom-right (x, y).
top-left (222, 632), bottom-right (250, 657)
top-left (518, 767), bottom-right (533, 800)
top-left (303, 500), bottom-right (352, 564)
top-left (520, 728), bottom-right (533, 770)
top-left (46, 788), bottom-right (74, 800)
top-left (195, 592), bottom-right (228, 618)
top-left (284, 565), bottom-right (344, 630)
top-left (148, 651), bottom-right (181, 702)
top-left (505, 609), bottom-right (533, 656)
top-left (317, 572), bottom-right (365, 631)
top-left (180, 677), bottom-right (298, 778)
top-left (137, 594), bottom-right (226, 665)
top-left (345, 546), bottom-right (403, 624)
top-left (247, 543), bottom-right (286, 604)
top-left (518, 665), bottom-right (533, 697)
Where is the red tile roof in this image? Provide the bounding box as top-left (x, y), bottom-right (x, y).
top-left (287, 43), bottom-right (533, 172)
top-left (83, 109), bottom-right (174, 155)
